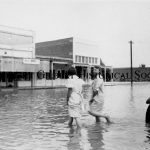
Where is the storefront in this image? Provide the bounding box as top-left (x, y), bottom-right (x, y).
top-left (36, 37), bottom-right (112, 85)
top-left (0, 57), bottom-right (49, 88)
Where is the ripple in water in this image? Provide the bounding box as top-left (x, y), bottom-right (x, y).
top-left (0, 83), bottom-right (150, 150)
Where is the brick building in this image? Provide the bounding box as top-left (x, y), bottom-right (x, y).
top-left (36, 37), bottom-right (104, 85)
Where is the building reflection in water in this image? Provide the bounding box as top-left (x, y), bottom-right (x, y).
top-left (67, 84), bottom-right (106, 150)
top-left (67, 127), bottom-right (92, 150)
top-left (67, 123), bottom-right (106, 150)
top-left (87, 124), bottom-right (105, 150)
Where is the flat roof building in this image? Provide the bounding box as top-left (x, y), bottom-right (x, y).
top-left (0, 25), bottom-right (48, 88)
top-left (36, 37), bottom-right (102, 81)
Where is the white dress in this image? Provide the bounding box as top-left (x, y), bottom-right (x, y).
top-left (66, 75), bottom-right (85, 118)
top-left (90, 76), bottom-right (104, 112)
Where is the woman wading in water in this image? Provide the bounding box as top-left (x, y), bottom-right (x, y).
top-left (66, 66), bottom-right (85, 128)
top-left (66, 67), bottom-right (111, 128)
top-left (88, 68), bottom-right (111, 123)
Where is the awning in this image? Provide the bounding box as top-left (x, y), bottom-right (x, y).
top-left (74, 63), bottom-right (100, 68)
top-left (0, 57), bottom-right (49, 72)
top-left (74, 63), bottom-right (90, 67)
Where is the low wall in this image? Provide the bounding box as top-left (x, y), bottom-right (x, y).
top-left (35, 78), bottom-right (68, 87)
top-left (11, 78), bottom-right (92, 88)
top-left (113, 67), bottom-right (150, 82)
top-left (18, 81), bottom-right (31, 87)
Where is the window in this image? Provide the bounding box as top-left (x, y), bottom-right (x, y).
top-left (79, 56), bottom-right (81, 62)
top-left (57, 70), bottom-right (61, 78)
top-left (0, 72), bottom-right (5, 82)
top-left (92, 57), bottom-right (94, 63)
top-left (61, 70), bottom-right (65, 79)
top-left (82, 56), bottom-right (84, 63)
top-left (53, 70), bottom-right (55, 79)
top-left (86, 57), bottom-right (88, 63)
top-left (17, 72), bottom-right (32, 81)
top-left (46, 72), bottom-right (51, 80)
top-left (89, 57), bottom-right (91, 63)
top-left (95, 58), bottom-right (98, 64)
top-left (75, 55), bottom-right (78, 62)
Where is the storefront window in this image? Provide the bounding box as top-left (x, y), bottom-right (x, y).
top-left (17, 72), bottom-right (32, 81)
top-left (0, 72), bottom-right (5, 82)
top-left (46, 72), bottom-right (51, 80)
top-left (61, 70), bottom-right (65, 79)
top-left (57, 70), bottom-right (61, 78)
top-left (53, 70), bottom-right (56, 79)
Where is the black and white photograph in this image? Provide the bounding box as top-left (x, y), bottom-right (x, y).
top-left (0, 0), bottom-right (150, 149)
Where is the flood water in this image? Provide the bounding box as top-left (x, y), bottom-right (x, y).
top-left (0, 83), bottom-right (150, 150)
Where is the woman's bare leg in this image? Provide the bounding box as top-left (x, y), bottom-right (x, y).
top-left (68, 117), bottom-right (73, 126)
top-left (88, 110), bottom-right (111, 123)
top-left (74, 118), bottom-right (82, 128)
top-left (88, 111), bottom-right (100, 122)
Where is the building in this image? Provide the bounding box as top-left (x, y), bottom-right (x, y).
top-left (113, 66), bottom-right (150, 82)
top-left (0, 25), bottom-right (48, 89)
top-left (36, 37), bottom-right (105, 86)
top-left (35, 38), bottom-right (73, 87)
top-left (0, 26), bottom-right (111, 89)
top-left (72, 38), bottom-right (101, 81)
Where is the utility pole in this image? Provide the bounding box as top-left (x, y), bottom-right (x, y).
top-left (129, 40), bottom-right (133, 86)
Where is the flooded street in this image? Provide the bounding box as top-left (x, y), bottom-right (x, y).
top-left (0, 83), bottom-right (150, 150)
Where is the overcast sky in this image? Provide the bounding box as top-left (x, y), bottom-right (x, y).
top-left (0, 0), bottom-right (150, 67)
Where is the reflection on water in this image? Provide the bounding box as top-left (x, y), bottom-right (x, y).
top-left (68, 127), bottom-right (92, 150)
top-left (0, 83), bottom-right (150, 150)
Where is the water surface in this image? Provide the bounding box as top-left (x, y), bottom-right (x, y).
top-left (0, 83), bottom-right (150, 150)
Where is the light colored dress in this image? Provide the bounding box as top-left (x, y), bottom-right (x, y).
top-left (90, 75), bottom-right (104, 112)
top-left (66, 75), bottom-right (85, 118)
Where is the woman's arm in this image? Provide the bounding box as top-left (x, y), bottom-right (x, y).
top-left (67, 88), bottom-right (72, 105)
top-left (89, 80), bottom-right (99, 104)
top-left (92, 89), bottom-right (99, 97)
top-left (89, 89), bottom-right (98, 104)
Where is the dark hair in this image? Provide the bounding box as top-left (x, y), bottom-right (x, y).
top-left (90, 68), bottom-right (100, 79)
top-left (90, 72), bottom-right (97, 79)
top-left (93, 68), bottom-right (99, 74)
top-left (68, 66), bottom-right (77, 76)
